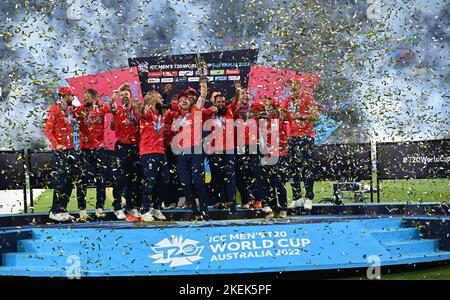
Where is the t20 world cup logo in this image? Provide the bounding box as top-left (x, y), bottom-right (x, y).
top-left (150, 236), bottom-right (204, 267)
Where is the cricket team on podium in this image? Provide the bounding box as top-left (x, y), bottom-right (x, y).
top-left (44, 79), bottom-right (319, 222)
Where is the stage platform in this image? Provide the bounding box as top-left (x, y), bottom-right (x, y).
top-left (0, 203), bottom-right (449, 278)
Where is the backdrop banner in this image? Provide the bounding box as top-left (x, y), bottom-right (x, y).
top-left (247, 65), bottom-right (319, 105)
top-left (315, 143), bottom-right (372, 181)
top-left (28, 150), bottom-right (116, 189)
top-left (66, 67), bottom-right (143, 150)
top-left (247, 65), bottom-right (340, 144)
top-left (128, 49), bottom-right (259, 102)
top-left (377, 139), bottom-right (450, 179)
top-left (0, 151), bottom-right (26, 190)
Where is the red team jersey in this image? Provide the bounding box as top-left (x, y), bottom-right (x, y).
top-left (260, 103), bottom-right (289, 158)
top-left (75, 103), bottom-right (111, 149)
top-left (203, 107), bottom-right (236, 153)
top-left (286, 94), bottom-right (317, 139)
top-left (112, 105), bottom-right (140, 145)
top-left (138, 109), bottom-right (167, 156)
top-left (166, 106), bottom-right (212, 150)
top-left (43, 103), bottom-right (75, 150)
top-left (229, 101), bottom-right (259, 147)
top-left (277, 118), bottom-right (290, 157)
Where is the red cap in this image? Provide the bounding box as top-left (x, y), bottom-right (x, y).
top-left (178, 92), bottom-right (189, 99)
top-left (185, 87), bottom-right (197, 95)
top-left (58, 86), bottom-right (73, 95)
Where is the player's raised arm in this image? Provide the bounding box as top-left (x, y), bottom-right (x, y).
top-left (231, 79), bottom-right (242, 105)
top-left (110, 89), bottom-right (119, 112)
top-left (195, 78), bottom-right (208, 110)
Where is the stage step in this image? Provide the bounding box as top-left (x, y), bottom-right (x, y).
top-left (369, 228), bottom-right (421, 243)
top-left (360, 217), bottom-right (404, 231)
top-left (383, 239), bottom-right (440, 256)
top-left (2, 253), bottom-right (68, 267)
top-left (17, 240), bottom-right (82, 253)
top-left (2, 250), bottom-right (450, 277)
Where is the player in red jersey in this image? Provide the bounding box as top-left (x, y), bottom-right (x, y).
top-left (229, 83), bottom-right (267, 210)
top-left (167, 79), bottom-right (213, 220)
top-left (185, 87), bottom-right (198, 107)
top-left (109, 83), bottom-right (142, 221)
top-left (138, 90), bottom-right (171, 221)
top-left (74, 88), bottom-right (111, 220)
top-left (259, 98), bottom-right (289, 218)
top-left (204, 91), bottom-right (238, 212)
top-left (43, 87), bottom-right (77, 222)
top-left (286, 82), bottom-right (320, 211)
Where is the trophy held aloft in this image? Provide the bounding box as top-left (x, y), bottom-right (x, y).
top-left (196, 53), bottom-right (209, 83)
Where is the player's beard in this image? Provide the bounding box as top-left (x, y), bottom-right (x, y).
top-left (122, 97), bottom-right (130, 106)
top-left (217, 106), bottom-right (227, 116)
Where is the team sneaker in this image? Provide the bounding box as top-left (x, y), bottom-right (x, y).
top-left (249, 201), bottom-right (262, 209)
top-left (303, 199), bottom-right (313, 211)
top-left (241, 204), bottom-right (250, 209)
top-left (61, 212), bottom-right (75, 221)
top-left (201, 212), bottom-right (211, 221)
top-left (141, 212), bottom-right (154, 222)
top-left (262, 206), bottom-right (273, 214)
top-left (265, 212), bottom-right (275, 220)
top-left (288, 198), bottom-right (304, 209)
top-left (128, 208), bottom-right (141, 218)
top-left (126, 214), bottom-right (140, 223)
top-left (151, 208), bottom-right (166, 221)
top-left (114, 209), bottom-right (127, 220)
top-left (195, 212), bottom-right (211, 222)
top-left (49, 212), bottom-right (71, 222)
top-left (278, 210), bottom-right (288, 218)
top-left (78, 209), bottom-right (90, 221)
top-left (213, 202), bottom-right (226, 210)
top-left (168, 203), bottom-right (177, 209)
top-left (177, 197), bottom-right (188, 208)
top-left (95, 208), bottom-right (106, 218)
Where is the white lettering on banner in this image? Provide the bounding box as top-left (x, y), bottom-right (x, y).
top-left (211, 251), bottom-right (273, 262)
top-left (179, 70), bottom-right (194, 76)
top-left (402, 155), bottom-right (450, 164)
top-left (150, 232), bottom-right (311, 267)
top-left (208, 231), bottom-right (311, 262)
top-left (161, 78), bottom-right (174, 83)
top-left (188, 77), bottom-right (200, 82)
top-left (209, 238), bottom-right (307, 253)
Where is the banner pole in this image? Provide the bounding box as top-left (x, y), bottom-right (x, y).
top-left (22, 150), bottom-right (28, 213)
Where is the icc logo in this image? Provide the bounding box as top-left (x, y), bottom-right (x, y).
top-left (138, 62), bottom-right (149, 73)
top-left (150, 236), bottom-right (204, 267)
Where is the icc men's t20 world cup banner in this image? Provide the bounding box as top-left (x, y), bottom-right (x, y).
top-left (128, 49), bottom-right (259, 101)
